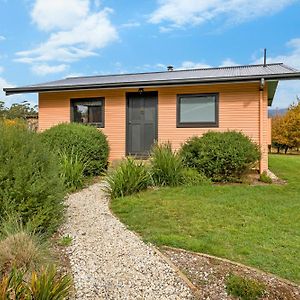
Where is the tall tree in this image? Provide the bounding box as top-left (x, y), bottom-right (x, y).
top-left (272, 98), bottom-right (300, 153)
top-left (0, 101), bottom-right (37, 119)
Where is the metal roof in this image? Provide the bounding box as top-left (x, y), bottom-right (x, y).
top-left (3, 63), bottom-right (300, 96)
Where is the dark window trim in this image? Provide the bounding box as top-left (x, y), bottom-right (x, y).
top-left (70, 97), bottom-right (105, 128)
top-left (176, 93), bottom-right (219, 128)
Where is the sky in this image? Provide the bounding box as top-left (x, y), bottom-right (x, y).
top-left (0, 0), bottom-right (300, 109)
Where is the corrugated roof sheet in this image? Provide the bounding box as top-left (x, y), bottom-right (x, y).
top-left (4, 63), bottom-right (300, 95)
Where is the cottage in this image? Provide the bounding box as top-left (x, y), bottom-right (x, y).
top-left (4, 63), bottom-right (300, 172)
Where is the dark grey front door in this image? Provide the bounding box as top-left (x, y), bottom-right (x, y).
top-left (127, 92), bottom-right (158, 156)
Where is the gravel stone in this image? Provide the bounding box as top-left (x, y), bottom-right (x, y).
top-left (63, 183), bottom-right (194, 300)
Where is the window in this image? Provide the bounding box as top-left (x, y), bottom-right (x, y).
top-left (177, 93), bottom-right (219, 127)
top-left (71, 98), bottom-right (104, 128)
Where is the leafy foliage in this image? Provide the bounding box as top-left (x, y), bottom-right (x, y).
top-left (0, 216), bottom-right (52, 275)
top-left (225, 274), bottom-right (265, 300)
top-left (104, 157), bottom-right (150, 199)
top-left (150, 142), bottom-right (185, 187)
top-left (180, 131), bottom-right (260, 182)
top-left (0, 266), bottom-right (72, 299)
top-left (181, 168), bottom-right (210, 186)
top-left (58, 235), bottom-right (73, 247)
top-left (41, 123), bottom-right (109, 176)
top-left (272, 99), bottom-right (300, 153)
top-left (0, 123), bottom-right (65, 234)
top-left (59, 148), bottom-right (87, 191)
top-left (0, 101), bottom-right (37, 120)
top-left (29, 266), bottom-right (72, 299)
top-left (259, 171), bottom-right (272, 184)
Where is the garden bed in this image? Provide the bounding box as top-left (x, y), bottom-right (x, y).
top-left (162, 247), bottom-right (300, 300)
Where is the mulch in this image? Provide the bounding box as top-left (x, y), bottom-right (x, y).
top-left (161, 247), bottom-right (300, 300)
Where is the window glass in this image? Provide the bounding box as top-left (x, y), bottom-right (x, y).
top-left (178, 94), bottom-right (218, 127)
top-left (72, 98), bottom-right (104, 127)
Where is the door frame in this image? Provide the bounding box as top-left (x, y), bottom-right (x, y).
top-left (125, 91), bottom-right (158, 157)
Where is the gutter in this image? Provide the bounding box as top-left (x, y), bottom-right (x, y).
top-left (4, 73), bottom-right (300, 95)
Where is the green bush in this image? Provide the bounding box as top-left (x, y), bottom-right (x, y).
top-left (259, 171), bottom-right (272, 184)
top-left (104, 157), bottom-right (150, 199)
top-left (225, 273), bottom-right (266, 300)
top-left (180, 131), bottom-right (260, 182)
top-left (41, 123), bottom-right (109, 176)
top-left (0, 215), bottom-right (52, 275)
top-left (181, 168), bottom-right (211, 186)
top-left (150, 142), bottom-right (184, 187)
top-left (59, 148), bottom-right (87, 191)
top-left (0, 124), bottom-right (65, 234)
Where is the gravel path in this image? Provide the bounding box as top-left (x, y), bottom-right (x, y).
top-left (63, 183), bottom-right (194, 300)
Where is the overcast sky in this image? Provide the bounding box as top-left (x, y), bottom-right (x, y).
top-left (1, 0), bottom-right (300, 108)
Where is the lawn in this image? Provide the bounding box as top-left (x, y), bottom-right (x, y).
top-left (111, 155), bottom-right (300, 283)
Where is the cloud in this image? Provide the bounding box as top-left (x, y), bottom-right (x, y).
top-left (149, 0), bottom-right (296, 28)
top-left (0, 77), bottom-right (37, 107)
top-left (16, 1), bottom-right (118, 70)
top-left (0, 66), bottom-right (4, 74)
top-left (178, 61), bottom-right (212, 69)
top-left (121, 21), bottom-right (141, 28)
top-left (219, 58), bottom-right (239, 67)
top-left (253, 38), bottom-right (300, 108)
top-left (254, 38), bottom-right (300, 69)
top-left (273, 81), bottom-right (299, 108)
top-left (31, 0), bottom-right (89, 31)
top-left (0, 35), bottom-right (5, 41)
top-left (31, 64), bottom-right (68, 75)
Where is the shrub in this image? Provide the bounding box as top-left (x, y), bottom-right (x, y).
top-left (150, 142), bottom-right (184, 187)
top-left (0, 124), bottom-right (65, 234)
top-left (41, 123), bottom-right (109, 176)
top-left (225, 273), bottom-right (266, 300)
top-left (0, 216), bottom-right (52, 275)
top-left (259, 171), bottom-right (272, 184)
top-left (180, 131), bottom-right (260, 182)
top-left (181, 168), bottom-right (211, 186)
top-left (104, 157), bottom-right (150, 199)
top-left (59, 148), bottom-right (87, 191)
top-left (0, 266), bottom-right (72, 299)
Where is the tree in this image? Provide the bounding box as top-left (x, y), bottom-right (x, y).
top-left (0, 101), bottom-right (37, 120)
top-left (285, 100), bottom-right (300, 150)
top-left (272, 99), bottom-right (300, 153)
top-left (0, 101), bottom-right (5, 118)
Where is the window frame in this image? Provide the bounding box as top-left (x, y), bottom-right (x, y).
top-left (176, 93), bottom-right (219, 128)
top-left (70, 97), bottom-right (105, 128)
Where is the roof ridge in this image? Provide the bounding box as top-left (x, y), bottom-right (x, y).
top-left (65, 63), bottom-right (284, 80)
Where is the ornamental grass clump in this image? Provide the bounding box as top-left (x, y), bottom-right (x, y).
top-left (150, 142), bottom-right (184, 187)
top-left (104, 157), bottom-right (150, 199)
top-left (0, 266), bottom-right (72, 299)
top-left (0, 215), bottom-right (52, 275)
top-left (59, 148), bottom-right (88, 192)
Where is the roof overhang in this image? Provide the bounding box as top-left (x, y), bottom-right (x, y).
top-left (4, 73), bottom-right (300, 96)
top-left (267, 81), bottom-right (279, 106)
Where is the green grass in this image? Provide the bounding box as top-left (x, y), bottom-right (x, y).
top-left (58, 235), bottom-right (73, 247)
top-left (111, 155), bottom-right (300, 283)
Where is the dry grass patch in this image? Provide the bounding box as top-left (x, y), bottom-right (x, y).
top-left (0, 216), bottom-right (52, 275)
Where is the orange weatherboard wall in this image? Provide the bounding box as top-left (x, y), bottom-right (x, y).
top-left (38, 82), bottom-right (269, 172)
